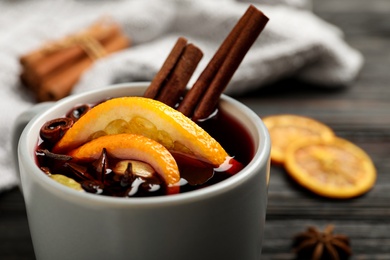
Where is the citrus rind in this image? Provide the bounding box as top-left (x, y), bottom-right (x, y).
top-left (263, 114), bottom-right (335, 164)
top-left (68, 133), bottom-right (181, 188)
top-left (54, 97), bottom-right (228, 166)
top-left (284, 137), bottom-right (376, 199)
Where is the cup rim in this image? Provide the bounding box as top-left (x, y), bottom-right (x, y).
top-left (19, 82), bottom-right (270, 207)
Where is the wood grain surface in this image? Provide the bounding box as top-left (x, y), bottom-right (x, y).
top-left (246, 0), bottom-right (390, 258)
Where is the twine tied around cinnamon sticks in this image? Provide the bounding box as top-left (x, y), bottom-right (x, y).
top-left (43, 34), bottom-right (107, 61)
top-left (144, 5), bottom-right (269, 121)
top-left (20, 18), bottom-right (131, 102)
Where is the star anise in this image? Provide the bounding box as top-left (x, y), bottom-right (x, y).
top-left (293, 224), bottom-right (352, 260)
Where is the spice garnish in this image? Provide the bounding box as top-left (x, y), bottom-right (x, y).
top-left (293, 224), bottom-right (352, 260)
top-left (144, 5), bottom-right (269, 121)
top-left (39, 118), bottom-right (74, 144)
top-left (36, 149), bottom-right (72, 161)
top-left (92, 148), bottom-right (109, 183)
top-left (66, 104), bottom-right (91, 122)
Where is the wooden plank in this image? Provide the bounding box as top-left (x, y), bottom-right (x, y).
top-left (262, 219), bottom-right (390, 259)
top-left (0, 189), bottom-right (35, 259)
top-left (243, 0), bottom-right (390, 257)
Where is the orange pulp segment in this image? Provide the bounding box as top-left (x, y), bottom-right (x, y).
top-left (284, 137), bottom-right (376, 199)
top-left (68, 133), bottom-right (180, 190)
top-left (54, 97), bottom-right (229, 166)
top-left (263, 114), bottom-right (335, 164)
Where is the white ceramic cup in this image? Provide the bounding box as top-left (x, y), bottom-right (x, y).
top-left (14, 82), bottom-right (270, 260)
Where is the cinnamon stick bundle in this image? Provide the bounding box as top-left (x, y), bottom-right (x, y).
top-left (144, 5), bottom-right (269, 121)
top-left (20, 19), bottom-right (131, 102)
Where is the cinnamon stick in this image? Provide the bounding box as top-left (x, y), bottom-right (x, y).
top-left (23, 24), bottom-right (121, 91)
top-left (143, 37), bottom-right (188, 99)
top-left (20, 20), bottom-right (121, 70)
top-left (37, 57), bottom-right (92, 102)
top-left (144, 37), bottom-right (203, 108)
top-left (156, 43), bottom-right (203, 107)
top-left (181, 5), bottom-right (268, 120)
top-left (144, 5), bottom-right (268, 121)
top-left (20, 19), bottom-right (130, 102)
top-left (177, 6), bottom-right (257, 117)
top-left (37, 32), bottom-right (130, 102)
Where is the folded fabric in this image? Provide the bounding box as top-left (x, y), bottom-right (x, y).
top-left (0, 0), bottom-right (363, 193)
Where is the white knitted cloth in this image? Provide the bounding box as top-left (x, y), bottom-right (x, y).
top-left (0, 0), bottom-right (363, 192)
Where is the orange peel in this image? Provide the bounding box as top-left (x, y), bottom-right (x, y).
top-left (263, 114), bottom-right (335, 164)
top-left (54, 97), bottom-right (229, 166)
top-left (68, 133), bottom-right (180, 192)
top-left (284, 137), bottom-right (376, 199)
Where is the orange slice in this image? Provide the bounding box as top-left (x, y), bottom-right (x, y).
top-left (68, 133), bottom-right (180, 192)
top-left (284, 137), bottom-right (376, 199)
top-left (54, 97), bottom-right (228, 166)
top-left (263, 114), bottom-right (335, 164)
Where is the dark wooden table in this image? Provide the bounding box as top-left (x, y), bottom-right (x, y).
top-left (1, 0), bottom-right (389, 259)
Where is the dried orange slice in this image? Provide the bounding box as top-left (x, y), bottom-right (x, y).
top-left (263, 114), bottom-right (335, 164)
top-left (284, 137), bottom-right (376, 199)
top-left (69, 133), bottom-right (180, 192)
top-left (54, 97), bottom-right (228, 166)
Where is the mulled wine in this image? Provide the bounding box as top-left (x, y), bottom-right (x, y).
top-left (35, 99), bottom-right (254, 198)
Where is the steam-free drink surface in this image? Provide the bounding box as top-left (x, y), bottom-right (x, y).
top-left (35, 101), bottom-right (254, 197)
